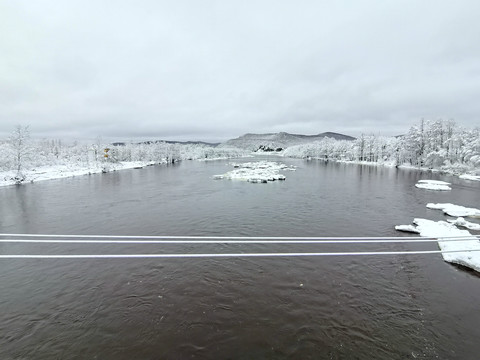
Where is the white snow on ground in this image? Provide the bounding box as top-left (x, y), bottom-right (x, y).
top-left (426, 203), bottom-right (480, 217)
top-left (0, 161), bottom-right (159, 187)
top-left (459, 174), bottom-right (480, 181)
top-left (447, 217), bottom-right (480, 231)
top-left (395, 218), bottom-right (480, 272)
top-left (213, 161), bottom-right (294, 183)
top-left (415, 179), bottom-right (451, 191)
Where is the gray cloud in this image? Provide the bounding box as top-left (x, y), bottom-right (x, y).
top-left (1, 0), bottom-right (479, 142)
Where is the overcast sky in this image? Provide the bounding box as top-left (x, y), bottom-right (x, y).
top-left (1, 0), bottom-right (479, 142)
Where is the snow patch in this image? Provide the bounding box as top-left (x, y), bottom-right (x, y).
top-left (395, 218), bottom-right (480, 272)
top-left (426, 203), bottom-right (480, 217)
top-left (415, 180), bottom-right (451, 191)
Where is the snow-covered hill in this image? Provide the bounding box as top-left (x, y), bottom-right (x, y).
top-left (220, 132), bottom-right (355, 151)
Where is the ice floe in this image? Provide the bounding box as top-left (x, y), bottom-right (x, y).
top-left (395, 218), bottom-right (480, 272)
top-left (213, 161), bottom-right (294, 183)
top-left (426, 203), bottom-right (480, 217)
top-left (447, 217), bottom-right (480, 231)
top-left (394, 224), bottom-right (420, 233)
top-left (415, 179), bottom-right (451, 191)
top-left (459, 174), bottom-right (480, 181)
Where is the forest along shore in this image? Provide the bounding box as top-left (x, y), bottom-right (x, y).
top-left (1, 119), bottom-right (479, 186)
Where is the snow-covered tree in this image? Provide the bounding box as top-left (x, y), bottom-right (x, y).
top-left (0, 119), bottom-right (478, 180)
top-left (8, 125), bottom-right (32, 183)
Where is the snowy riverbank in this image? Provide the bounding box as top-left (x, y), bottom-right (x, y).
top-left (302, 157), bottom-right (480, 182)
top-left (0, 161), bottom-right (162, 187)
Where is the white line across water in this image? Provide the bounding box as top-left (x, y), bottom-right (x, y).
top-left (0, 234), bottom-right (477, 244)
top-left (0, 233), bottom-right (472, 240)
top-left (0, 238), bottom-right (476, 244)
top-left (1, 249), bottom-right (480, 259)
top-left (1, 234), bottom-right (478, 259)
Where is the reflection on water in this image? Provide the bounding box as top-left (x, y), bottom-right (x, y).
top-left (0, 158), bottom-right (480, 359)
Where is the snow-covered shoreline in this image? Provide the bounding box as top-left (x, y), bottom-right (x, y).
top-left (0, 161), bottom-right (163, 187)
top-left (286, 155), bottom-right (479, 182)
top-left (256, 148), bottom-right (479, 182)
top-left (3, 153), bottom-right (478, 188)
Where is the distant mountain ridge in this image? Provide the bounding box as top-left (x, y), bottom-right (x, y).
top-left (221, 131), bottom-right (355, 151)
top-left (112, 140), bottom-right (220, 147)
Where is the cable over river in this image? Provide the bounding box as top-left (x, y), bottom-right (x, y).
top-left (1, 158), bottom-right (479, 359)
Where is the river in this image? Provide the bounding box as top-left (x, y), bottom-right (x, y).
top-left (1, 157), bottom-right (480, 359)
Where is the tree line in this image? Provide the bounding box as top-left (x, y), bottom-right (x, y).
top-left (283, 119), bottom-right (480, 173)
top-left (0, 126), bottom-right (247, 182)
top-left (1, 119), bottom-right (479, 183)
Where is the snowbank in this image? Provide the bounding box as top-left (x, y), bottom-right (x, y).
top-left (0, 161), bottom-right (160, 187)
top-left (395, 218), bottom-right (480, 272)
top-left (213, 161), bottom-right (294, 183)
top-left (426, 203), bottom-right (480, 217)
top-left (415, 179), bottom-right (451, 191)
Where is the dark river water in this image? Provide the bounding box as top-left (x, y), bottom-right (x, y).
top-left (1, 157), bottom-right (480, 359)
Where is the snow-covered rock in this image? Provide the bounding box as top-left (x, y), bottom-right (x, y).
top-left (426, 203), bottom-right (480, 217)
top-left (213, 161), bottom-right (293, 183)
top-left (415, 180), bottom-right (451, 191)
top-left (395, 218), bottom-right (480, 272)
